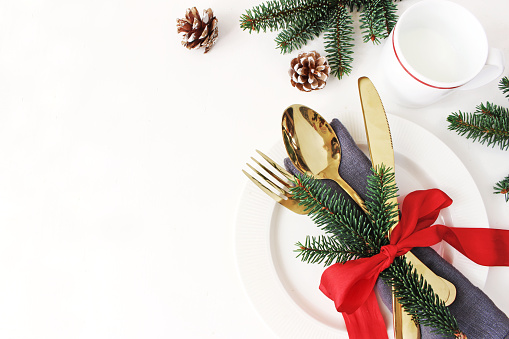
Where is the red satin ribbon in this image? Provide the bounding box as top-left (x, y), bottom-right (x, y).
top-left (319, 188), bottom-right (509, 339)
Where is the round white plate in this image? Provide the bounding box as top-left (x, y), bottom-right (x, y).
top-left (235, 114), bottom-right (489, 339)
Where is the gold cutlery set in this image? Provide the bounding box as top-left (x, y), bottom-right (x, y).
top-left (242, 77), bottom-right (455, 338)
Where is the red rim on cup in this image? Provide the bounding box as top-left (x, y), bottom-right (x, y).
top-left (390, 0), bottom-right (489, 90)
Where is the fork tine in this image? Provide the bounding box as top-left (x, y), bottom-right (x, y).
top-left (242, 169), bottom-right (282, 203)
top-left (256, 150), bottom-right (294, 181)
top-left (246, 163), bottom-right (287, 195)
top-left (250, 157), bottom-right (290, 189)
top-left (244, 152), bottom-right (309, 215)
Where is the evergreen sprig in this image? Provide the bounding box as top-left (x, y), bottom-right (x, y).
top-left (240, 0), bottom-right (400, 79)
top-left (365, 164), bottom-right (399, 247)
top-left (359, 0), bottom-right (399, 44)
top-left (291, 173), bottom-right (377, 257)
top-left (240, 0), bottom-right (332, 33)
top-left (324, 4), bottom-right (355, 78)
top-left (290, 167), bottom-right (464, 337)
top-left (295, 235), bottom-right (353, 265)
top-left (494, 174), bottom-right (509, 202)
top-left (448, 76), bottom-right (509, 151)
top-left (499, 76), bottom-right (509, 98)
top-left (446, 109), bottom-right (509, 150)
top-left (275, 17), bottom-right (329, 54)
top-left (382, 258), bottom-right (461, 337)
top-left (447, 76), bottom-right (509, 202)
top-left (475, 101), bottom-right (509, 120)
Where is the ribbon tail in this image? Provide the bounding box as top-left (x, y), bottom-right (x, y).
top-left (342, 290), bottom-right (388, 339)
top-left (431, 226), bottom-right (509, 267)
top-left (319, 253), bottom-right (389, 314)
top-left (391, 189), bottom-right (509, 267)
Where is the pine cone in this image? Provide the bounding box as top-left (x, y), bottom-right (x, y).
top-left (289, 51), bottom-right (330, 92)
top-left (176, 7), bottom-right (218, 53)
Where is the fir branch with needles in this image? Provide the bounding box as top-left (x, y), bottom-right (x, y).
top-left (494, 174), bottom-right (509, 202)
top-left (499, 76), bottom-right (509, 98)
top-left (295, 235), bottom-right (355, 265)
top-left (240, 0), bottom-right (400, 79)
top-left (447, 77), bottom-right (509, 151)
top-left (381, 258), bottom-right (462, 337)
top-left (447, 76), bottom-right (509, 202)
top-left (360, 0), bottom-right (398, 44)
top-left (475, 101), bottom-right (509, 119)
top-left (324, 3), bottom-right (355, 79)
top-left (239, 0), bottom-right (332, 33)
top-left (365, 164), bottom-right (399, 246)
top-left (291, 173), bottom-right (378, 257)
top-left (291, 166), bottom-right (396, 263)
top-left (446, 109), bottom-right (509, 150)
top-left (290, 166), bottom-right (464, 337)
top-left (275, 17), bottom-right (329, 54)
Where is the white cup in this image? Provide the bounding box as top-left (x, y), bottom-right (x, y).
top-left (379, 0), bottom-right (504, 107)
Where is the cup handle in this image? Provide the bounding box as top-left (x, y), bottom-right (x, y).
top-left (459, 47), bottom-right (505, 90)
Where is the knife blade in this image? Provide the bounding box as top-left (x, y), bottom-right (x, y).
top-left (358, 76), bottom-right (418, 339)
top-left (358, 77), bottom-right (397, 190)
top-left (358, 77), bottom-right (455, 286)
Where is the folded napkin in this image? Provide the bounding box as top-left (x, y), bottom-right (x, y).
top-left (284, 118), bottom-right (509, 339)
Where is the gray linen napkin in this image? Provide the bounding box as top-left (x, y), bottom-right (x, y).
top-left (284, 118), bottom-right (509, 339)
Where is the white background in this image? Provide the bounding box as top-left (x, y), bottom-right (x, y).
top-left (0, 0), bottom-right (508, 338)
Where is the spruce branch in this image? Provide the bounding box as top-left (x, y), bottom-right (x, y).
top-left (446, 109), bottom-right (509, 150)
top-left (324, 4), bottom-right (355, 78)
top-left (360, 0), bottom-right (398, 44)
top-left (382, 257), bottom-right (463, 337)
top-left (295, 235), bottom-right (356, 265)
top-left (499, 76), bottom-right (509, 99)
top-left (275, 17), bottom-right (329, 54)
top-left (339, 0), bottom-right (368, 11)
top-left (290, 173), bottom-right (377, 256)
top-left (365, 165), bottom-right (399, 246)
top-left (494, 174), bottom-right (509, 202)
top-left (475, 101), bottom-right (509, 119)
top-left (291, 166), bottom-right (398, 259)
top-left (239, 0), bottom-right (332, 33)
top-left (448, 76), bottom-right (509, 202)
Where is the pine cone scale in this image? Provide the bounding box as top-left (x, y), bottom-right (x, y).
top-left (192, 18), bottom-right (200, 30)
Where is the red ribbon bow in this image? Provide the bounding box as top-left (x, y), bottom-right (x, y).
top-left (319, 189), bottom-right (509, 339)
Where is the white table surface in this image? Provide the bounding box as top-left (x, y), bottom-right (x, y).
top-left (0, 0), bottom-right (508, 338)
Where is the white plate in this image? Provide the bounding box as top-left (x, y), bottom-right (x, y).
top-left (235, 114), bottom-right (489, 339)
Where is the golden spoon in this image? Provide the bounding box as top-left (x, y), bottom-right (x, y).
top-left (282, 104), bottom-right (368, 213)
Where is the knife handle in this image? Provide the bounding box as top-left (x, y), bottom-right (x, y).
top-left (394, 296), bottom-right (420, 339)
top-left (394, 252), bottom-right (457, 339)
top-left (405, 252), bottom-right (456, 306)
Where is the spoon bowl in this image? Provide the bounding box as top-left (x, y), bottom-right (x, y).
top-left (282, 104), bottom-right (368, 213)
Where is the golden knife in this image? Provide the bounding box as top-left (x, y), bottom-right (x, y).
top-left (358, 76), bottom-right (456, 338)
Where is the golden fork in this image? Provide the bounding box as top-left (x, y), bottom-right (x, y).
top-left (242, 150), bottom-right (307, 215)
